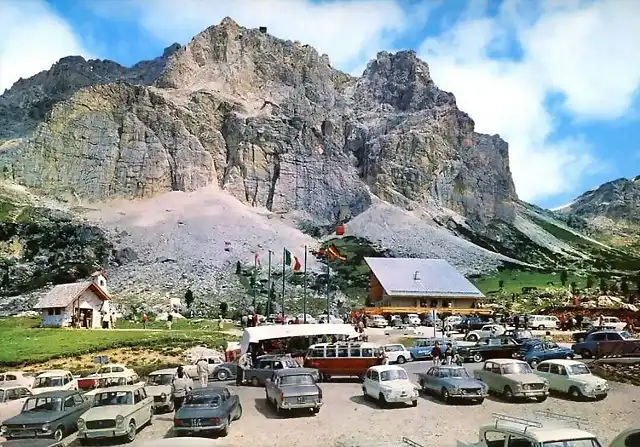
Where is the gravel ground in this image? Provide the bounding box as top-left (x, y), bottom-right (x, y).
top-left (64, 361), bottom-right (640, 447)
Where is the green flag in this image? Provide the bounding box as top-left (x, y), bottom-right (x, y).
top-left (283, 248), bottom-right (292, 266)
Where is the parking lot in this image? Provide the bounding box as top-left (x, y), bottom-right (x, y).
top-left (66, 360), bottom-right (640, 447)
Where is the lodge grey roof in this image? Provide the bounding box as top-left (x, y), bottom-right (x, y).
top-left (34, 281), bottom-right (109, 309)
top-left (364, 257), bottom-right (485, 298)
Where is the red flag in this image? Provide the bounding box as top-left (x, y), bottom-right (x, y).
top-left (254, 253), bottom-right (262, 268)
top-left (327, 244), bottom-right (346, 261)
top-left (293, 256), bottom-right (301, 271)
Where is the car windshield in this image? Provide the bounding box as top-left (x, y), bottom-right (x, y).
top-left (280, 374), bottom-right (315, 386)
top-left (620, 331), bottom-right (632, 339)
top-left (542, 438), bottom-right (602, 447)
top-left (441, 368), bottom-right (469, 378)
top-left (147, 374), bottom-right (173, 386)
top-left (185, 394), bottom-right (221, 407)
top-left (283, 360), bottom-right (300, 368)
top-left (23, 397), bottom-right (62, 412)
top-left (380, 369), bottom-right (408, 381)
top-left (502, 363), bottom-right (533, 374)
top-left (567, 364), bottom-right (591, 375)
top-left (34, 377), bottom-right (63, 388)
top-left (93, 391), bottom-right (133, 406)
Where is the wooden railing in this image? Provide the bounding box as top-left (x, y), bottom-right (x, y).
top-left (357, 306), bottom-right (493, 315)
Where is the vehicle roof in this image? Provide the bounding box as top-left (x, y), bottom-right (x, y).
top-left (256, 354), bottom-right (294, 360)
top-left (538, 359), bottom-right (585, 366)
top-left (0, 380), bottom-right (29, 390)
top-left (92, 384), bottom-right (143, 393)
top-left (486, 358), bottom-right (527, 364)
top-left (273, 368), bottom-right (317, 377)
top-left (30, 389), bottom-right (79, 398)
top-left (590, 329), bottom-right (624, 333)
top-left (0, 370), bottom-right (28, 375)
top-left (482, 424), bottom-right (596, 443)
top-left (149, 368), bottom-right (177, 375)
top-left (188, 386), bottom-right (228, 395)
top-left (368, 365), bottom-right (406, 372)
top-left (433, 365), bottom-right (466, 370)
top-left (36, 370), bottom-right (71, 377)
top-left (99, 363), bottom-right (128, 368)
top-left (309, 342), bottom-right (379, 348)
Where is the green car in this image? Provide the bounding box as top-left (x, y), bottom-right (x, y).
top-left (473, 358), bottom-right (549, 402)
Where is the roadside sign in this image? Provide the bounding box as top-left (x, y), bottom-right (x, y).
top-left (93, 355), bottom-right (109, 364)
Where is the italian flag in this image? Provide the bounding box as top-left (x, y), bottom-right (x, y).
top-left (284, 248), bottom-right (302, 271)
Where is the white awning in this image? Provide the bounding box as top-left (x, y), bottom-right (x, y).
top-left (240, 323), bottom-right (358, 353)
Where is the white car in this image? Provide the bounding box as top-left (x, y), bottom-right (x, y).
top-left (403, 314), bottom-right (421, 326)
top-left (145, 368), bottom-right (178, 413)
top-left (456, 413), bottom-right (599, 447)
top-left (77, 384), bottom-right (153, 443)
top-left (0, 382), bottom-right (33, 424)
top-left (380, 344), bottom-right (412, 364)
top-left (384, 326), bottom-right (418, 336)
top-left (465, 324), bottom-right (506, 342)
top-left (362, 365), bottom-right (419, 407)
top-left (610, 425), bottom-right (640, 447)
top-left (296, 314), bottom-right (317, 324)
top-left (31, 370), bottom-right (77, 395)
top-left (368, 316), bottom-right (388, 328)
top-left (443, 316), bottom-right (463, 332)
top-left (86, 364), bottom-right (137, 379)
top-left (535, 359), bottom-right (608, 400)
top-left (599, 316), bottom-right (628, 332)
top-left (0, 371), bottom-right (35, 388)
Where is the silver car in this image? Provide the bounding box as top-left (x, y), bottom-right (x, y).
top-left (264, 369), bottom-right (323, 414)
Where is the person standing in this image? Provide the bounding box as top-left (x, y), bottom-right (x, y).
top-left (236, 352), bottom-right (251, 386)
top-left (431, 342), bottom-right (442, 366)
top-left (167, 313), bottom-right (173, 330)
top-left (142, 313), bottom-right (148, 329)
top-left (381, 348), bottom-right (389, 365)
top-left (171, 366), bottom-right (190, 410)
top-left (445, 342), bottom-right (455, 365)
top-left (196, 358), bottom-right (209, 388)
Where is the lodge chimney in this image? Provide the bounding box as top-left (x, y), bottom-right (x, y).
top-left (259, 26), bottom-right (267, 34)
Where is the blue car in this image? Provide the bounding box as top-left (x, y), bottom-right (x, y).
top-left (408, 339), bottom-right (457, 361)
top-left (416, 365), bottom-right (487, 404)
top-left (571, 330), bottom-right (635, 358)
top-left (173, 386), bottom-right (242, 437)
top-left (517, 340), bottom-right (574, 366)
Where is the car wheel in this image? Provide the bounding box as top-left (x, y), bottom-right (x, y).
top-left (216, 369), bottom-right (229, 381)
top-left (312, 407), bottom-right (320, 414)
top-left (581, 349), bottom-right (593, 359)
top-left (529, 358), bottom-right (539, 368)
top-left (411, 399), bottom-right (418, 407)
top-left (445, 325), bottom-right (452, 332)
top-left (537, 395), bottom-right (548, 402)
top-left (476, 398), bottom-right (485, 405)
top-left (220, 417), bottom-right (230, 437)
top-left (467, 334), bottom-right (478, 342)
top-left (251, 376), bottom-right (260, 387)
top-left (396, 355), bottom-right (406, 364)
top-left (167, 400), bottom-right (175, 412)
top-left (441, 388), bottom-right (450, 403)
top-left (53, 426), bottom-right (64, 441)
top-left (566, 354), bottom-right (574, 359)
top-left (569, 386), bottom-right (583, 400)
top-left (503, 386), bottom-right (514, 402)
top-left (473, 353), bottom-right (483, 363)
top-left (125, 421), bottom-right (136, 442)
top-left (537, 325), bottom-right (545, 330)
top-left (235, 403), bottom-right (243, 420)
top-left (378, 393), bottom-right (387, 407)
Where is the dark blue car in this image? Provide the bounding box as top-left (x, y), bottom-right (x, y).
top-left (517, 340), bottom-right (574, 367)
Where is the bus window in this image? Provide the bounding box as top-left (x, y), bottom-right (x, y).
top-left (337, 346), bottom-right (349, 358)
top-left (326, 347), bottom-right (337, 358)
top-left (309, 348), bottom-right (325, 358)
top-left (362, 348), bottom-right (373, 357)
top-left (350, 347), bottom-right (361, 357)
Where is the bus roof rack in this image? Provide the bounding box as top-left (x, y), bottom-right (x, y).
top-left (533, 410), bottom-right (589, 429)
top-left (492, 413), bottom-right (543, 433)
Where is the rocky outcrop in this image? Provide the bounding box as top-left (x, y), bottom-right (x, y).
top-left (0, 17), bottom-right (516, 227)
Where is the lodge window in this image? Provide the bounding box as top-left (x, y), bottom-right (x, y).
top-left (430, 300), bottom-right (438, 308)
top-left (48, 309), bottom-right (53, 316)
top-left (54, 308), bottom-right (61, 315)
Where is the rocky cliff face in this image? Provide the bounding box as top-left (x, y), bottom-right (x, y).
top-left (0, 18), bottom-right (516, 227)
top-left (557, 176), bottom-right (640, 248)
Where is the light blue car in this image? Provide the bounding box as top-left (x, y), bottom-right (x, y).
top-left (408, 339), bottom-right (458, 361)
top-left (416, 365), bottom-right (487, 404)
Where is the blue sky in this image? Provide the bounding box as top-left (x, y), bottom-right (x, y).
top-left (1, 0), bottom-right (639, 209)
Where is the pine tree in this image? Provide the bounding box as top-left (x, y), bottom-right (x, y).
top-left (184, 289), bottom-right (194, 308)
top-left (586, 277), bottom-right (594, 289)
top-left (570, 282), bottom-right (578, 295)
top-left (498, 280), bottom-right (505, 290)
top-left (621, 279), bottom-right (630, 297)
top-left (219, 302), bottom-right (228, 319)
top-left (235, 261), bottom-right (242, 275)
top-left (560, 270), bottom-right (568, 287)
top-left (599, 278), bottom-right (608, 293)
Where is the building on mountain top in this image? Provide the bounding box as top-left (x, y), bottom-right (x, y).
top-left (33, 271), bottom-right (113, 328)
top-left (363, 257), bottom-right (485, 314)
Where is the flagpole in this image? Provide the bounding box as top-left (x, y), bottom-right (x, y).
top-left (326, 261), bottom-right (331, 319)
top-left (281, 247), bottom-right (286, 325)
top-left (267, 250), bottom-right (272, 315)
top-left (303, 246), bottom-right (307, 324)
top-left (252, 254), bottom-right (257, 310)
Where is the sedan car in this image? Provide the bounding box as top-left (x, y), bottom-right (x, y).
top-left (173, 387), bottom-right (242, 437)
top-left (145, 369), bottom-right (177, 413)
top-left (416, 365), bottom-right (487, 404)
top-left (535, 359), bottom-right (608, 400)
top-left (380, 344), bottom-right (412, 364)
top-left (0, 390), bottom-right (91, 442)
top-left (0, 383), bottom-right (33, 424)
top-left (465, 324), bottom-right (506, 342)
top-left (31, 371), bottom-right (76, 395)
top-left (265, 369), bottom-right (323, 414)
top-left (502, 329), bottom-right (533, 344)
top-left (245, 355), bottom-right (318, 386)
top-left (77, 385), bottom-right (153, 443)
top-left (0, 372), bottom-right (35, 388)
top-left (457, 337), bottom-right (521, 363)
top-left (473, 359), bottom-right (549, 402)
top-left (517, 340), bottom-right (575, 366)
top-left (362, 365), bottom-right (418, 408)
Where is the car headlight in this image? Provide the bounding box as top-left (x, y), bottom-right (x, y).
top-left (514, 383), bottom-right (522, 390)
top-left (0, 425), bottom-right (7, 434)
top-left (450, 387), bottom-right (461, 395)
top-left (42, 424), bottom-right (51, 432)
top-left (160, 393), bottom-right (167, 399)
top-left (116, 415), bottom-right (124, 426)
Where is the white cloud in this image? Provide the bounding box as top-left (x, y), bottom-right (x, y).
top-left (418, 0), bottom-right (640, 202)
top-left (0, 1), bottom-right (91, 92)
top-left (92, 0), bottom-right (427, 74)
